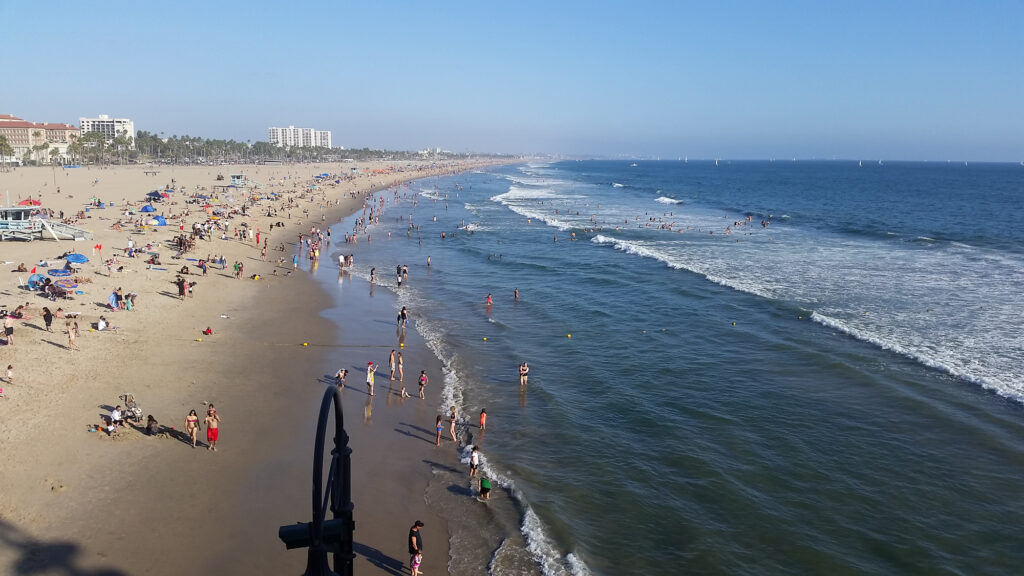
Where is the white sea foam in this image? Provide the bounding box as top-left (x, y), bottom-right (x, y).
top-left (521, 508), bottom-right (591, 576)
top-left (408, 285), bottom-right (593, 576)
top-left (589, 235), bottom-right (778, 300)
top-left (490, 185), bottom-right (582, 203)
top-left (592, 231), bottom-right (1024, 401)
top-left (655, 196), bottom-right (683, 205)
top-left (504, 174), bottom-right (570, 188)
top-left (491, 186), bottom-right (578, 230)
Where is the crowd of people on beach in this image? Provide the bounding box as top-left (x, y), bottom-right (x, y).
top-left (328, 180), bottom-right (546, 575)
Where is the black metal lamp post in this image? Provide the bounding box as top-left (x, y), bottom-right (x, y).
top-left (279, 385), bottom-right (355, 576)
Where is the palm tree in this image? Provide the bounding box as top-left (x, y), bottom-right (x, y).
top-left (31, 131), bottom-right (43, 165)
top-left (35, 141), bottom-right (50, 165)
top-left (0, 135), bottom-right (13, 172)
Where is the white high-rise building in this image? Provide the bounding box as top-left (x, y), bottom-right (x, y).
top-left (79, 114), bottom-right (135, 146)
top-left (268, 125), bottom-right (332, 148)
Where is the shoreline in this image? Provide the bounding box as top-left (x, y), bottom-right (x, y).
top-left (0, 160), bottom-right (510, 575)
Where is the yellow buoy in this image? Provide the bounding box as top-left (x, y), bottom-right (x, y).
top-left (567, 334), bottom-right (572, 338)
top-left (731, 322), bottom-right (736, 326)
top-left (482, 337), bottom-right (487, 341)
top-left (196, 338), bottom-right (202, 342)
top-left (302, 342), bottom-right (309, 346)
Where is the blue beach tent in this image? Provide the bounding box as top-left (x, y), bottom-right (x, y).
top-left (27, 274), bottom-right (46, 290)
top-left (65, 253), bottom-right (89, 264)
top-left (140, 205), bottom-right (156, 213)
top-left (152, 215), bottom-right (167, 226)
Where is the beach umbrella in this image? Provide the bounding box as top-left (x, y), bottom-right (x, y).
top-left (47, 268), bottom-right (72, 277)
top-left (65, 253), bottom-right (89, 264)
top-left (18, 198), bottom-right (42, 206)
top-left (27, 274), bottom-right (46, 290)
top-left (54, 279), bottom-right (78, 290)
top-left (140, 204), bottom-right (156, 213)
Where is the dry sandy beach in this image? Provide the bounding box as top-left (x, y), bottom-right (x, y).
top-left (0, 160), bottom-right (503, 575)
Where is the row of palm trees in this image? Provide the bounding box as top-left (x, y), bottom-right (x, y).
top-left (1, 130), bottom-right (495, 170)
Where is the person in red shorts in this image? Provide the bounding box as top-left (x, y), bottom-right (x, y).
top-left (204, 405), bottom-right (222, 451)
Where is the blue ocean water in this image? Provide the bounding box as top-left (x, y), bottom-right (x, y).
top-left (328, 161), bottom-right (1024, 575)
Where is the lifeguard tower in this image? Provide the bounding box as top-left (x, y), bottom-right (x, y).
top-left (0, 206), bottom-right (93, 242)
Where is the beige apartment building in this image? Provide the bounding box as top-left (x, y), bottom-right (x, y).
top-left (0, 114), bottom-right (80, 165)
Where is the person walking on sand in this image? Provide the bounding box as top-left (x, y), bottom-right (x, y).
top-left (204, 405), bottom-right (221, 451)
top-left (185, 409), bottom-right (201, 448)
top-left (366, 361), bottom-right (377, 396)
top-left (435, 415), bottom-right (443, 446)
top-left (408, 520), bottom-right (424, 571)
top-left (388, 349), bottom-right (396, 381)
top-left (448, 406), bottom-right (458, 442)
top-left (3, 314), bottom-right (15, 346)
top-left (397, 351), bottom-right (404, 382)
top-left (5, 364), bottom-right (13, 384)
top-left (42, 307), bottom-right (54, 332)
top-left (519, 362), bottom-right (529, 386)
top-left (66, 321), bottom-right (79, 350)
top-left (418, 371), bottom-right (428, 399)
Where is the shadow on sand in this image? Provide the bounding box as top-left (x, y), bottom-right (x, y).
top-left (0, 517), bottom-right (128, 575)
top-left (353, 541), bottom-right (406, 576)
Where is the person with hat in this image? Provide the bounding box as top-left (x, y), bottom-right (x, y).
top-left (366, 361), bottom-right (377, 396)
top-left (408, 520), bottom-right (424, 570)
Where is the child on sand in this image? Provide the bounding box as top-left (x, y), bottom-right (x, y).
top-left (5, 364), bottom-right (12, 383)
top-left (411, 552), bottom-right (423, 576)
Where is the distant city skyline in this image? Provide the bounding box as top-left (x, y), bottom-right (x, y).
top-left (3, 1), bottom-right (1021, 161)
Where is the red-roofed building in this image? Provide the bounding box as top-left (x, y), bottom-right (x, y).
top-left (0, 113), bottom-right (79, 165)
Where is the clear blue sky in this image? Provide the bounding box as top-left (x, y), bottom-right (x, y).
top-left (3, 0), bottom-right (1022, 160)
